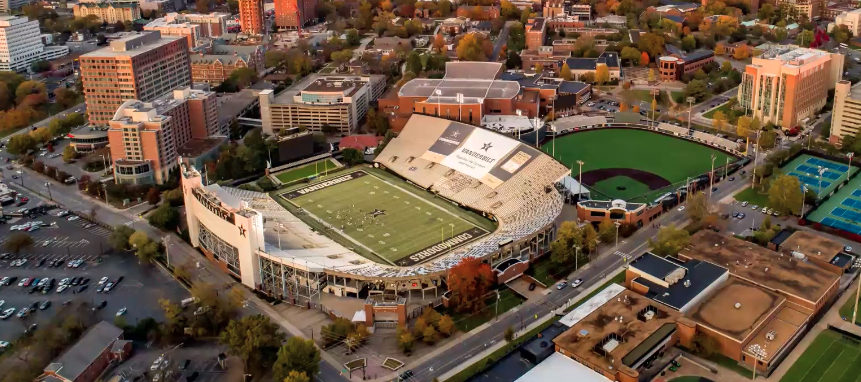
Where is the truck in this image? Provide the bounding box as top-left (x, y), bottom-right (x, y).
top-left (180, 297), bottom-right (199, 308)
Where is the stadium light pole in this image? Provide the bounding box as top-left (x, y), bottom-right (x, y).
top-left (577, 160), bottom-right (584, 202)
top-left (614, 221), bottom-right (621, 248)
top-left (435, 89), bottom-right (442, 117)
top-left (849, 153), bottom-right (855, 179)
top-left (801, 185), bottom-right (808, 217)
top-left (724, 157), bottom-right (729, 180)
top-left (818, 166), bottom-right (825, 195)
top-left (686, 96), bottom-right (695, 132)
top-left (751, 130), bottom-right (761, 189)
top-left (709, 153), bottom-right (716, 201)
top-left (748, 343), bottom-right (768, 381)
top-left (853, 266), bottom-right (861, 325)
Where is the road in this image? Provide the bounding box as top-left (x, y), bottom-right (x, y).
top-left (489, 22), bottom-right (513, 62)
top-left (0, 102), bottom-right (87, 144)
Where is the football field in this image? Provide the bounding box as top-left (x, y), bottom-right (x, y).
top-left (780, 329), bottom-right (861, 382)
top-left (280, 170), bottom-right (487, 266)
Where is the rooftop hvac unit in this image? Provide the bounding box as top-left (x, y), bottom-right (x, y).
top-left (766, 330), bottom-right (777, 341)
top-left (643, 311), bottom-right (655, 321)
top-left (735, 303), bottom-right (741, 309)
top-left (683, 279), bottom-right (691, 288)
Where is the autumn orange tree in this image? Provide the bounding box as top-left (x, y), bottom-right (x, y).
top-left (448, 257), bottom-right (496, 313)
top-left (639, 51), bottom-right (650, 66)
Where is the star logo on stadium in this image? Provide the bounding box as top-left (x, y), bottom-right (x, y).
top-left (450, 131), bottom-right (461, 138)
top-left (238, 225), bottom-right (246, 237)
top-left (481, 142), bottom-right (493, 151)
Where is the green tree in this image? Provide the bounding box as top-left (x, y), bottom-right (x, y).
top-left (54, 87), bottom-right (78, 108)
top-left (108, 225), bottom-right (135, 251)
top-left (148, 204), bottom-right (180, 230)
top-left (284, 371), bottom-right (311, 382)
top-left (505, 51), bottom-right (522, 69)
top-left (30, 127), bottom-right (52, 144)
top-left (341, 148), bottom-right (364, 166)
top-left (406, 51), bottom-right (422, 74)
top-left (559, 63), bottom-right (573, 81)
top-left (228, 67), bottom-right (259, 89)
top-left (768, 174), bottom-right (803, 215)
top-left (4, 232), bottom-right (34, 254)
top-left (265, 50), bottom-right (289, 72)
top-left (272, 337), bottom-right (321, 382)
top-left (62, 145), bottom-right (77, 163)
top-left (683, 79), bottom-right (708, 102)
top-left (638, 33), bottom-right (665, 59)
top-left (220, 315), bottom-right (286, 372)
top-left (598, 218), bottom-right (616, 243)
top-left (712, 111), bottom-right (727, 130)
top-left (620, 46), bottom-right (640, 67)
top-left (648, 68), bottom-right (655, 82)
top-left (686, 192), bottom-right (708, 222)
top-left (681, 35), bottom-right (697, 51)
top-left (129, 230), bottom-right (150, 248)
top-left (423, 325), bottom-right (438, 345)
top-left (504, 326), bottom-right (514, 342)
top-left (30, 60), bottom-right (51, 73)
top-left (737, 115), bottom-right (751, 137)
top-left (648, 224), bottom-right (690, 256)
top-left (6, 134), bottom-right (37, 155)
top-left (720, 60), bottom-right (733, 74)
top-left (397, 329), bottom-right (414, 354)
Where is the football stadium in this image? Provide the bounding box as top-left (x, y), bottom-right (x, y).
top-left (543, 125), bottom-right (740, 202)
top-left (181, 114), bottom-right (568, 317)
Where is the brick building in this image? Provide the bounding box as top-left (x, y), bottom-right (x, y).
top-left (455, 5), bottom-right (500, 20)
top-left (658, 50), bottom-right (715, 81)
top-left (239, 0), bottom-right (265, 34)
top-left (274, 0), bottom-right (317, 30)
top-left (80, 32), bottom-right (192, 126)
top-left (525, 17), bottom-right (546, 50)
top-left (73, 1), bottom-right (141, 23)
top-left (190, 44), bottom-right (264, 85)
top-left (518, 46), bottom-right (570, 73)
top-left (36, 322), bottom-right (131, 382)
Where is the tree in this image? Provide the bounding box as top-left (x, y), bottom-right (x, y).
top-left (682, 35), bottom-right (697, 51)
top-left (272, 337), bottom-right (321, 382)
top-left (619, 103), bottom-right (629, 112)
top-left (733, 45), bottom-right (750, 60)
top-left (228, 67), bottom-right (259, 90)
top-left (406, 51), bottom-right (422, 74)
top-left (30, 127), bottom-right (52, 144)
top-left (447, 257), bottom-right (496, 313)
top-left (284, 371), bottom-right (310, 382)
top-left (632, 105), bottom-right (640, 113)
top-left (581, 71), bottom-right (595, 83)
top-left (758, 3), bottom-right (775, 21)
top-left (196, 0), bottom-right (210, 12)
top-left (30, 60), bottom-right (51, 73)
top-left (692, 332), bottom-right (720, 358)
top-left (146, 187), bottom-right (161, 205)
top-left (639, 51), bottom-right (650, 66)
top-left (456, 34), bottom-right (486, 61)
top-left (398, 330), bottom-right (414, 354)
top-left (720, 60), bottom-right (733, 74)
top-left (221, 315), bottom-right (286, 372)
top-left (265, 50), bottom-right (289, 72)
top-left (109, 225), bottom-right (135, 251)
top-left (341, 148), bottom-right (364, 166)
top-left (504, 326), bottom-right (514, 342)
top-left (598, 218), bottom-right (615, 243)
top-left (423, 325), bottom-right (438, 345)
top-left (595, 65), bottom-right (610, 86)
top-left (648, 224), bottom-right (690, 256)
top-left (638, 33), bottom-right (665, 60)
top-left (62, 145), bottom-right (77, 163)
top-left (684, 79), bottom-right (708, 102)
top-left (15, 80), bottom-right (47, 105)
top-left (560, 63), bottom-right (572, 81)
top-left (737, 115), bottom-right (751, 137)
top-left (438, 315), bottom-right (454, 337)
top-left (620, 46), bottom-right (640, 67)
top-left (54, 87), bottom-right (78, 108)
top-left (768, 174), bottom-right (803, 215)
top-left (648, 68), bottom-right (655, 82)
top-left (686, 192), bottom-right (709, 222)
top-left (148, 204), bottom-right (180, 230)
top-left (129, 230), bottom-right (150, 249)
top-left (712, 111), bottom-right (727, 130)
top-left (714, 43), bottom-right (726, 55)
top-left (4, 233), bottom-right (33, 254)
top-left (6, 134), bottom-right (37, 155)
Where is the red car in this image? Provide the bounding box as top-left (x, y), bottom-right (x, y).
top-left (20, 197), bottom-right (28, 203)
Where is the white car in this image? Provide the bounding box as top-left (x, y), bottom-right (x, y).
top-left (571, 279), bottom-right (583, 288)
top-left (104, 282), bottom-right (115, 292)
top-left (0, 300), bottom-right (4, 309)
top-left (846, 246), bottom-right (854, 253)
top-left (56, 285), bottom-right (68, 293)
top-left (98, 277), bottom-right (109, 285)
top-left (17, 278), bottom-right (29, 287)
top-left (677, 206), bottom-right (686, 212)
top-left (741, 201), bottom-right (748, 207)
top-left (0, 341), bottom-right (9, 348)
top-left (761, 207), bottom-right (768, 213)
top-left (116, 307), bottom-right (127, 316)
top-left (0, 308), bottom-right (14, 319)
top-left (41, 239), bottom-right (52, 247)
top-left (151, 356), bottom-right (164, 371)
top-left (67, 215), bottom-right (79, 222)
top-left (60, 278), bottom-right (70, 285)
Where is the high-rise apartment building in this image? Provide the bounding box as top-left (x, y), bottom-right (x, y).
top-left (0, 0), bottom-right (33, 13)
top-left (80, 32), bottom-right (192, 126)
top-left (829, 80), bottom-right (861, 144)
top-left (238, 0), bottom-right (264, 34)
top-left (73, 1), bottom-right (142, 23)
top-left (143, 18), bottom-right (201, 47)
top-left (0, 15), bottom-right (69, 72)
top-left (525, 18), bottom-right (547, 51)
top-left (773, 0), bottom-right (822, 20)
top-left (274, 0), bottom-right (317, 30)
top-left (738, 47), bottom-right (843, 128)
top-left (109, 86), bottom-right (220, 185)
top-left (145, 12), bottom-right (230, 40)
top-left (835, 8), bottom-right (861, 36)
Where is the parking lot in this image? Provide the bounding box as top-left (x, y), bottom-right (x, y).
top-left (0, 188), bottom-right (189, 344)
top-left (115, 341), bottom-right (243, 382)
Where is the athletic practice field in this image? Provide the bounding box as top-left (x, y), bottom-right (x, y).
top-left (274, 159), bottom-right (339, 184)
top-left (280, 170), bottom-right (488, 266)
top-left (780, 329), bottom-right (861, 382)
top-left (542, 129), bottom-right (736, 201)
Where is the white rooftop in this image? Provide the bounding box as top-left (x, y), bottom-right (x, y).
top-left (481, 115), bottom-right (541, 133)
top-left (549, 115), bottom-right (608, 131)
top-left (515, 352), bottom-right (611, 382)
top-left (558, 283), bottom-right (625, 327)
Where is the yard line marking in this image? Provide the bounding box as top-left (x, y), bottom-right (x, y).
top-left (797, 338), bottom-right (839, 382)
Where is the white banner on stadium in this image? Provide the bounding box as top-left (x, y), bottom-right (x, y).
top-left (441, 127), bottom-right (520, 182)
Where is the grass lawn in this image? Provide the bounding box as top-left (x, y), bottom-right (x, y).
top-left (274, 159), bottom-right (339, 183)
top-left (543, 129), bottom-right (736, 200)
top-left (779, 329), bottom-right (861, 382)
top-left (733, 186), bottom-right (771, 208)
top-left (282, 170), bottom-right (486, 266)
top-left (436, 288), bottom-right (526, 332)
top-left (839, 288), bottom-right (861, 324)
top-left (703, 102), bottom-right (731, 119)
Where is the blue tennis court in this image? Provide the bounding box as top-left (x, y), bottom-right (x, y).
top-left (807, 157), bottom-right (850, 173)
top-left (791, 172), bottom-right (833, 190)
top-left (796, 164), bottom-right (842, 180)
top-left (853, 190), bottom-right (861, 198)
top-left (821, 217), bottom-right (861, 235)
top-left (843, 198), bottom-right (861, 209)
top-left (832, 207), bottom-right (861, 222)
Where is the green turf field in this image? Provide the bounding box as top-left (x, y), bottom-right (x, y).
top-left (542, 129), bottom-right (736, 201)
top-left (592, 176), bottom-right (653, 201)
top-left (281, 170), bottom-right (487, 266)
top-left (275, 159), bottom-right (339, 183)
top-left (780, 329), bottom-right (861, 382)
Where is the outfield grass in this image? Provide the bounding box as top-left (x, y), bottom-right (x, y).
top-left (543, 129), bottom-right (736, 200)
top-left (780, 329), bottom-right (861, 382)
top-left (592, 176), bottom-right (653, 201)
top-left (274, 159), bottom-right (339, 183)
top-left (284, 170), bottom-right (484, 265)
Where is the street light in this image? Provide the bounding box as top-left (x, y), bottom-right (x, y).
top-left (162, 236), bottom-right (171, 267)
top-left (747, 343), bottom-right (768, 380)
top-left (686, 96), bottom-right (695, 132)
top-left (614, 221), bottom-right (622, 248)
top-left (752, 130), bottom-right (761, 188)
top-left (818, 166), bottom-right (825, 195)
top-left (709, 153), bottom-right (717, 201)
top-left (801, 185), bottom-right (808, 217)
top-left (44, 182), bottom-right (52, 201)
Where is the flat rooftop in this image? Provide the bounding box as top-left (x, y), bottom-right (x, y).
top-left (177, 137), bottom-right (226, 157)
top-left (678, 231), bottom-right (839, 304)
top-left (779, 230), bottom-right (845, 264)
top-left (398, 61), bottom-right (520, 103)
top-left (743, 303), bottom-right (810, 362)
top-left (629, 253), bottom-right (728, 311)
top-left (82, 31), bottom-right (184, 58)
top-left (514, 353), bottom-right (610, 382)
top-left (554, 289), bottom-right (681, 373)
top-left (687, 276), bottom-right (784, 342)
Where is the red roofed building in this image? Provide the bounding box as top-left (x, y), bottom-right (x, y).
top-left (339, 135), bottom-right (384, 152)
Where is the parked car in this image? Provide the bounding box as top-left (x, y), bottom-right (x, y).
top-left (571, 279), bottom-right (583, 288)
top-left (556, 282), bottom-right (567, 290)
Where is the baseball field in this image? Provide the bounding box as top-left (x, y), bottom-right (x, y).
top-left (541, 128), bottom-right (737, 202)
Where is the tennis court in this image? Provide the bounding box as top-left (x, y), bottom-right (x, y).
top-left (781, 154), bottom-right (856, 197)
top-left (779, 329), bottom-right (861, 382)
top-left (808, 164), bottom-right (861, 235)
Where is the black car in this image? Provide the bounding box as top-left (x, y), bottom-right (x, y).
top-left (6, 276), bottom-right (17, 285)
top-left (71, 277), bottom-right (80, 286)
top-left (77, 285), bottom-right (88, 293)
top-left (36, 259), bottom-right (45, 267)
top-left (81, 278), bottom-right (90, 285)
top-left (399, 370), bottom-right (414, 381)
top-left (39, 301), bottom-right (50, 310)
top-left (180, 359), bottom-right (191, 371)
top-left (31, 301), bottom-right (39, 309)
top-left (116, 276), bottom-right (124, 284)
top-left (24, 324), bottom-right (37, 335)
top-left (528, 283), bottom-right (537, 291)
top-left (95, 300), bottom-right (107, 309)
top-left (29, 286), bottom-right (40, 294)
top-left (186, 372), bottom-right (199, 382)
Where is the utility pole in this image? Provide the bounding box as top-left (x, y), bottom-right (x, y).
top-left (577, 160), bottom-right (584, 202)
top-left (752, 130), bottom-right (761, 189)
top-left (686, 96), bottom-right (695, 131)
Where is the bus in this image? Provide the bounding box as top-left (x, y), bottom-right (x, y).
top-left (840, 43), bottom-right (849, 49)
